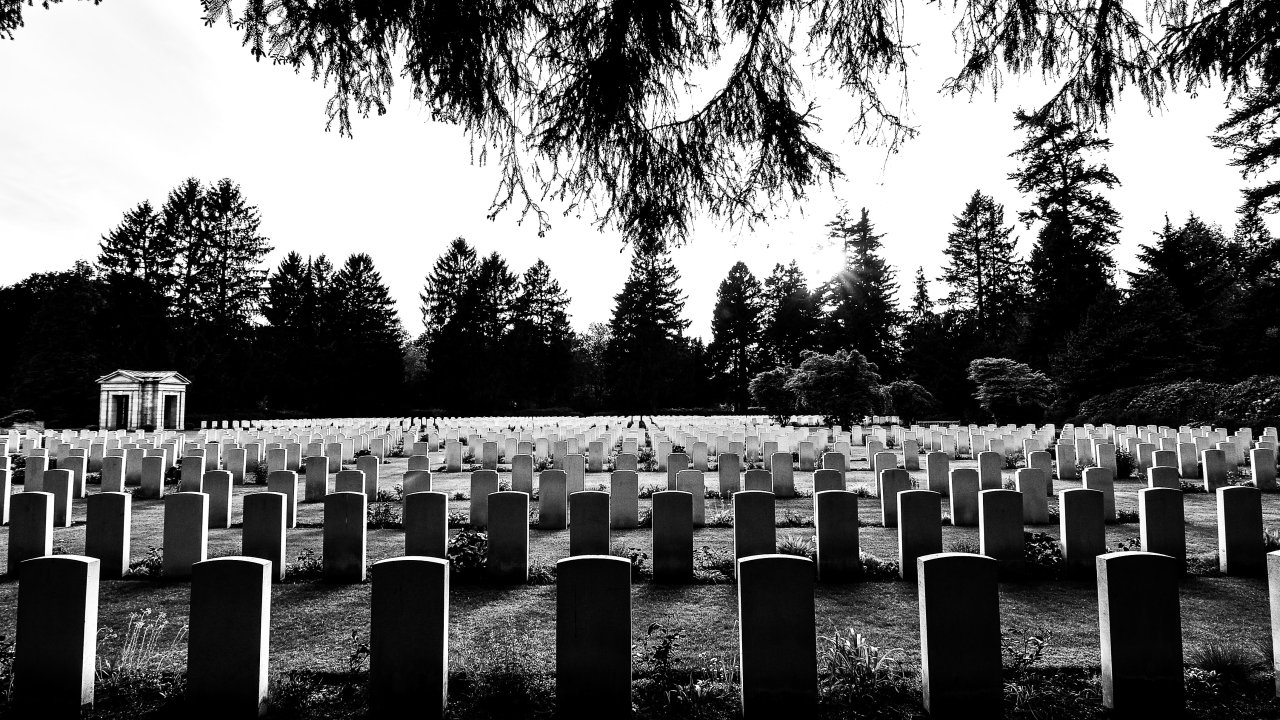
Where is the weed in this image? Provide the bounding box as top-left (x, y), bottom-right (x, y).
top-left (527, 562), bottom-right (556, 585)
top-left (637, 483), bottom-right (662, 499)
top-left (367, 502), bottom-right (402, 529)
top-left (777, 534), bottom-right (816, 559)
top-left (1264, 527), bottom-right (1280, 552)
top-left (1002, 627), bottom-right (1053, 673)
top-left (126, 547), bottom-right (164, 580)
top-left (609, 542), bottom-right (650, 581)
top-left (776, 509), bottom-right (814, 527)
top-left (284, 548), bottom-right (325, 582)
top-left (447, 528), bottom-right (488, 581)
top-left (374, 485), bottom-right (402, 502)
top-left (858, 552), bottom-right (900, 580)
top-left (451, 491), bottom-right (470, 501)
top-left (447, 509), bottom-right (470, 528)
top-left (948, 539), bottom-right (981, 554)
top-left (1189, 642), bottom-right (1262, 686)
top-left (817, 629), bottom-right (912, 708)
top-left (693, 546), bottom-right (735, 584)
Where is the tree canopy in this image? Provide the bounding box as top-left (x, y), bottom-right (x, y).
top-left (5, 0), bottom-right (1273, 245)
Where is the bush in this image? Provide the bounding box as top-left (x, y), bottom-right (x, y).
top-left (817, 629), bottom-right (914, 710)
top-left (609, 542), bottom-right (650, 581)
top-left (367, 502), bottom-right (403, 529)
top-left (693, 546), bottom-right (735, 583)
top-left (775, 509), bottom-right (814, 527)
top-left (776, 534), bottom-right (815, 559)
top-left (126, 547), bottom-right (165, 580)
top-left (448, 528), bottom-right (489, 581)
top-left (0, 409), bottom-right (36, 427)
top-left (1115, 448), bottom-right (1135, 479)
top-left (284, 548), bottom-right (325, 582)
top-left (858, 551), bottom-right (899, 580)
top-left (1021, 532), bottom-right (1064, 579)
top-left (1189, 642), bottom-right (1263, 686)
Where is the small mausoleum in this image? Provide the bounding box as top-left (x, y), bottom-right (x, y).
top-left (96, 370), bottom-right (190, 431)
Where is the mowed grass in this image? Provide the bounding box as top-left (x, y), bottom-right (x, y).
top-left (0, 446), bottom-right (1276, 679)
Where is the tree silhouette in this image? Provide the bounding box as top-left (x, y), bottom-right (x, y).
top-left (709, 262), bottom-right (764, 412)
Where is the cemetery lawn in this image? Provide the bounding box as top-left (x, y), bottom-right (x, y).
top-left (2, 448), bottom-right (1279, 717)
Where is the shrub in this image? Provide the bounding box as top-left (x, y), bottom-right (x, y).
top-left (527, 562), bottom-right (556, 585)
top-left (447, 528), bottom-right (488, 580)
top-left (125, 547), bottom-right (164, 580)
top-left (777, 534), bottom-right (815, 559)
top-left (948, 539), bottom-right (980, 554)
top-left (1115, 509), bottom-right (1139, 524)
top-left (609, 543), bottom-right (650, 581)
top-left (1002, 626), bottom-right (1053, 672)
top-left (1182, 481), bottom-right (1208, 494)
top-left (448, 510), bottom-right (470, 528)
top-left (817, 629), bottom-right (913, 709)
top-left (776, 509), bottom-right (814, 527)
top-left (248, 460), bottom-right (269, 485)
top-left (0, 409), bottom-right (36, 427)
top-left (375, 485), bottom-right (402, 502)
top-left (1189, 642), bottom-right (1262, 686)
top-left (693, 546), bottom-right (735, 583)
top-left (1022, 532), bottom-right (1064, 578)
top-left (848, 484), bottom-right (874, 498)
top-left (1265, 528), bottom-right (1280, 552)
top-left (450, 491), bottom-right (470, 501)
top-left (284, 548), bottom-right (324, 582)
top-left (1115, 448), bottom-right (1135, 479)
top-left (707, 507), bottom-right (734, 527)
top-left (858, 551), bottom-right (899, 580)
top-left (967, 357), bottom-right (1055, 424)
top-left (637, 508), bottom-right (652, 528)
top-left (367, 502), bottom-right (402, 529)
top-left (637, 483), bottom-right (662, 499)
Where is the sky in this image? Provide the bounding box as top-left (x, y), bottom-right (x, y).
top-left (0, 1), bottom-right (1262, 340)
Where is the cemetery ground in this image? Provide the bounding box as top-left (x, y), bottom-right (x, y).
top-left (3, 443), bottom-right (1280, 718)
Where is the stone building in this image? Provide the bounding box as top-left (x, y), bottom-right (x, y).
top-left (96, 370), bottom-right (190, 430)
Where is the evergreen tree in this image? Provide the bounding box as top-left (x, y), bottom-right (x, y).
top-left (1009, 110), bottom-right (1120, 363)
top-left (96, 200), bottom-right (175, 369)
top-left (761, 261), bottom-right (821, 367)
top-left (605, 245), bottom-right (689, 411)
top-left (941, 190), bottom-right (1024, 345)
top-left (98, 200), bottom-right (176, 290)
top-left (819, 207), bottom-right (902, 374)
top-left (908, 267), bottom-right (932, 323)
top-left (510, 260), bottom-right (575, 408)
top-left (708, 262), bottom-right (764, 412)
top-left (199, 179), bottom-right (271, 335)
top-left (418, 238), bottom-right (481, 412)
top-left (331, 253), bottom-right (405, 413)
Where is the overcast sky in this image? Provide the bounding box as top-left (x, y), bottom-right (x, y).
top-left (0, 1), bottom-right (1262, 340)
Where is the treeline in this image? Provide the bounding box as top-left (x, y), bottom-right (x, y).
top-left (3, 112), bottom-right (1280, 426)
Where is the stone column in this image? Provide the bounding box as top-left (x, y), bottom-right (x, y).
top-left (188, 557), bottom-right (272, 717)
top-left (556, 555), bottom-right (632, 718)
top-left (13, 555), bottom-right (99, 716)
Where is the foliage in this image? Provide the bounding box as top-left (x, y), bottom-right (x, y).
top-left (125, 547), bottom-right (164, 581)
top-left (785, 349), bottom-right (885, 428)
top-left (748, 367), bottom-right (797, 425)
top-left (857, 552), bottom-right (900, 581)
top-left (96, 609), bottom-right (188, 691)
top-left (606, 245), bottom-right (693, 412)
top-left (448, 619), bottom-right (554, 719)
top-left (817, 629), bottom-right (914, 710)
top-left (884, 380), bottom-right (936, 426)
top-left (819, 207), bottom-right (902, 374)
top-left (1189, 643), bottom-right (1264, 687)
top-left (967, 357), bottom-right (1056, 424)
top-left (366, 502), bottom-right (403, 529)
top-left (633, 623), bottom-right (739, 715)
top-left (708, 262), bottom-right (764, 413)
top-left (776, 534), bottom-right (816, 559)
top-left (0, 409), bottom-right (35, 427)
top-left (609, 542), bottom-right (650, 582)
top-left (693, 546), bottom-right (735, 584)
top-left (775, 510), bottom-right (814, 528)
top-left (448, 528), bottom-right (489, 581)
top-left (941, 190), bottom-right (1025, 348)
top-left (1114, 448), bottom-right (1135, 479)
top-left (285, 548), bottom-right (325, 582)
top-left (1021, 532), bottom-right (1065, 579)
top-left (761, 261), bottom-right (822, 368)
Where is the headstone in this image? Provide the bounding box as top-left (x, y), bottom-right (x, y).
top-left (204, 470), bottom-right (233, 529)
top-left (588, 441), bottom-right (604, 473)
top-left (8, 492), bottom-right (53, 576)
top-left (408, 455), bottom-right (432, 472)
top-left (162, 492), bottom-right (209, 579)
top-left (1082, 467), bottom-right (1117, 523)
top-left (267, 471), bottom-right (299, 528)
top-left (718, 453), bottom-right (741, 496)
top-left (188, 557), bottom-right (272, 717)
top-left (666, 452), bottom-right (690, 488)
top-left (469, 470), bottom-right (500, 528)
top-left (61, 454), bottom-right (86, 499)
top-left (512, 454), bottom-right (534, 494)
top-left (1028, 450), bottom-right (1054, 494)
top-left (1202, 449), bottom-right (1228, 491)
top-left (1218, 485), bottom-right (1264, 575)
top-left (902, 439), bottom-right (920, 471)
top-left (879, 468), bottom-right (912, 528)
top-left (609, 471), bottom-right (639, 529)
top-left (744, 468), bottom-right (772, 492)
top-left (445, 440), bottom-right (462, 472)
top-left (243, 492), bottom-right (287, 582)
top-left (1147, 465), bottom-right (1181, 490)
top-left (652, 491), bottom-right (694, 582)
top-left (569, 491), bottom-right (610, 556)
top-left (737, 554), bottom-right (817, 719)
top-left (44, 469), bottom-right (73, 528)
top-left (85, 492), bottom-right (131, 579)
top-left (1268, 552), bottom-right (1280, 696)
top-left (1014, 468), bottom-right (1049, 524)
top-left (1138, 487), bottom-right (1185, 567)
top-left (481, 441), bottom-right (499, 470)
top-left (977, 451), bottom-right (1003, 490)
top-left (565, 453), bottom-right (586, 495)
top-left (733, 491), bottom-right (777, 570)
top-left (1252, 447), bottom-right (1277, 491)
top-left (403, 470), bottom-right (432, 496)
top-left (357, 455), bottom-right (379, 499)
top-left (370, 557), bottom-right (449, 719)
top-left (815, 490), bottom-right (859, 581)
top-left (770, 452), bottom-right (795, 497)
top-left (539, 470), bottom-right (569, 530)
top-left (926, 452), bottom-right (949, 495)
top-left (1057, 443), bottom-right (1079, 481)
top-left (979, 489), bottom-right (1024, 571)
top-left (615, 453), bottom-right (637, 473)
top-left (404, 491), bottom-right (448, 559)
top-left (948, 469), bottom-right (980, 527)
top-left (693, 441), bottom-right (710, 471)
top-left (24, 454), bottom-right (46, 493)
top-left (556, 556), bottom-right (631, 718)
top-left (897, 490), bottom-right (942, 579)
top-left (1059, 488), bottom-right (1105, 577)
top-left (487, 491), bottom-right (529, 583)
top-left (101, 455), bottom-right (125, 493)
top-left (304, 456), bottom-right (328, 502)
top-left (675, 470), bottom-right (706, 527)
top-left (917, 553), bottom-right (1001, 716)
top-left (323, 491), bottom-right (367, 582)
top-left (1096, 552), bottom-right (1183, 714)
top-left (12, 555), bottom-right (99, 716)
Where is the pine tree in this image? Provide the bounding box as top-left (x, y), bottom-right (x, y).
top-left (708, 262), bottom-right (764, 412)
top-left (909, 267), bottom-right (932, 322)
top-left (762, 261), bottom-right (821, 367)
top-left (418, 238), bottom-right (481, 412)
top-left (819, 206), bottom-right (901, 374)
top-left (98, 200), bottom-right (175, 290)
top-left (1009, 110), bottom-right (1120, 362)
top-left (96, 199), bottom-right (176, 368)
top-left (941, 190), bottom-right (1024, 346)
top-left (419, 238), bottom-right (479, 337)
top-left (331, 253), bottom-right (405, 412)
top-left (606, 245), bottom-right (689, 411)
top-left (200, 179), bottom-right (271, 334)
top-left (510, 259), bottom-right (575, 408)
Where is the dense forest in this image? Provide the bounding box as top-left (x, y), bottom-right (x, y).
top-left (2, 112), bottom-right (1278, 427)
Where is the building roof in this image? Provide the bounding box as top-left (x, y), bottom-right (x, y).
top-left (96, 369), bottom-right (191, 385)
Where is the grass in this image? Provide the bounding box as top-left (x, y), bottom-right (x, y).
top-left (1, 446), bottom-right (1279, 716)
